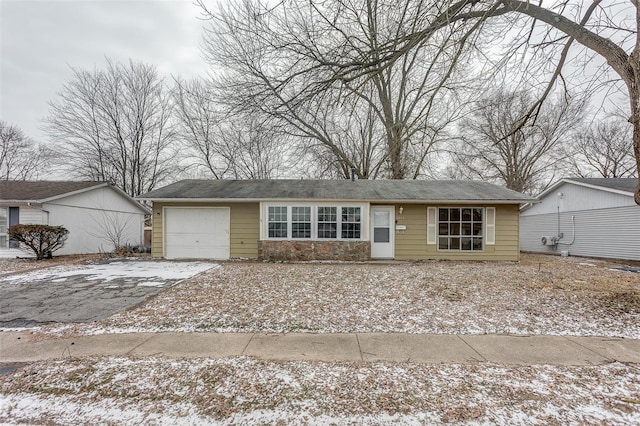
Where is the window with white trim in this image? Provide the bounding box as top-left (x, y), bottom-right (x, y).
top-left (437, 207), bottom-right (483, 251)
top-left (341, 207), bottom-right (361, 239)
top-left (317, 206), bottom-right (337, 239)
top-left (291, 206), bottom-right (311, 238)
top-left (0, 207), bottom-right (7, 248)
top-left (263, 204), bottom-right (364, 240)
top-left (268, 206), bottom-right (288, 238)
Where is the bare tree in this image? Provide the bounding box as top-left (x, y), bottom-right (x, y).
top-left (173, 77), bottom-right (285, 179)
top-left (569, 117), bottom-right (637, 178)
top-left (173, 77), bottom-right (229, 178)
top-left (45, 59), bottom-right (178, 197)
top-left (199, 0), bottom-right (465, 179)
top-left (219, 116), bottom-right (286, 179)
top-left (87, 209), bottom-right (135, 253)
top-left (286, 0), bottom-right (639, 201)
top-left (450, 90), bottom-right (581, 194)
top-left (0, 121), bottom-right (51, 180)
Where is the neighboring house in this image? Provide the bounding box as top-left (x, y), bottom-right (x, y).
top-left (520, 178), bottom-right (640, 261)
top-left (138, 179), bottom-right (535, 261)
top-left (0, 181), bottom-right (149, 257)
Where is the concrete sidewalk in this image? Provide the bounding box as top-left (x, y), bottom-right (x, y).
top-left (1, 331), bottom-right (639, 366)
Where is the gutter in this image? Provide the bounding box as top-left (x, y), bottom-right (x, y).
top-left (137, 197), bottom-right (538, 205)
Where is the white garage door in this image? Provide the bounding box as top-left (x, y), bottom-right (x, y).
top-left (164, 207), bottom-right (230, 259)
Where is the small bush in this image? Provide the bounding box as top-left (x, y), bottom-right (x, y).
top-left (8, 224), bottom-right (69, 260)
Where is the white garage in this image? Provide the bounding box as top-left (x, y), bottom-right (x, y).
top-left (164, 207), bottom-right (230, 259)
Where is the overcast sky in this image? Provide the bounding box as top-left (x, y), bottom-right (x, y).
top-left (1, 0), bottom-right (208, 142)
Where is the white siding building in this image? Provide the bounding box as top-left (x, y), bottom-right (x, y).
top-left (1, 181), bottom-right (149, 257)
top-left (520, 178), bottom-right (640, 261)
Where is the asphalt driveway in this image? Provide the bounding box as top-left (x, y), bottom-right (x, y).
top-left (0, 260), bottom-right (215, 327)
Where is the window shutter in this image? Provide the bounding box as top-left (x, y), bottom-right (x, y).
top-left (427, 207), bottom-right (437, 245)
top-left (486, 207), bottom-right (495, 245)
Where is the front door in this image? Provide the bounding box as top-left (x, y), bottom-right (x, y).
top-left (370, 206), bottom-right (394, 259)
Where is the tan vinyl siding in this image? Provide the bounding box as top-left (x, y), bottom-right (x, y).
top-left (151, 202), bottom-right (259, 258)
top-left (151, 201), bottom-right (520, 261)
top-left (393, 204), bottom-right (428, 259)
top-left (230, 203), bottom-right (261, 258)
top-left (394, 204), bottom-right (520, 261)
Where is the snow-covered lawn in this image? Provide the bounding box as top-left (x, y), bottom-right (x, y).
top-left (1, 254), bottom-right (638, 425)
top-left (44, 254), bottom-right (639, 338)
top-left (1, 356), bottom-right (639, 425)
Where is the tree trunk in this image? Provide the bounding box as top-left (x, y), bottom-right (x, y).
top-left (631, 93), bottom-right (640, 205)
top-left (388, 126), bottom-right (405, 179)
top-left (629, 6), bottom-right (640, 205)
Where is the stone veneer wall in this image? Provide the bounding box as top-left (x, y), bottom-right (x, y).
top-left (258, 240), bottom-right (370, 261)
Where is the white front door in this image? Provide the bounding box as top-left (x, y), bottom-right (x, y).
top-left (370, 206), bottom-right (394, 259)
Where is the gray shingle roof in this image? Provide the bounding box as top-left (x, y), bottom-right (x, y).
top-left (567, 178), bottom-right (638, 194)
top-left (139, 180), bottom-right (535, 203)
top-left (0, 181), bottom-right (106, 201)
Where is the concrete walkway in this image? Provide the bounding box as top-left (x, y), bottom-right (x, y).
top-left (1, 331), bottom-right (639, 366)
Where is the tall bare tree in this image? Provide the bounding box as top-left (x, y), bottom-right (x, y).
top-left (450, 90), bottom-right (581, 194)
top-left (569, 117), bottom-right (637, 178)
top-left (173, 77), bottom-right (285, 179)
top-left (0, 121), bottom-right (51, 180)
top-left (287, 0), bottom-right (639, 201)
top-left (220, 116), bottom-right (286, 179)
top-left (173, 77), bottom-right (229, 178)
top-left (45, 59), bottom-right (177, 197)
top-left (199, 0), bottom-right (465, 179)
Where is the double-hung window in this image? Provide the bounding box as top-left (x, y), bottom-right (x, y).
top-left (268, 206), bottom-right (288, 238)
top-left (0, 208), bottom-right (7, 248)
top-left (291, 207), bottom-right (311, 238)
top-left (341, 207), bottom-right (361, 239)
top-left (265, 204), bottom-right (363, 240)
top-left (317, 207), bottom-right (337, 239)
top-left (438, 207), bottom-right (483, 251)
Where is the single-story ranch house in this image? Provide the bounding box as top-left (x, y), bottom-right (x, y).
top-left (0, 181), bottom-right (149, 257)
top-left (139, 179), bottom-right (535, 261)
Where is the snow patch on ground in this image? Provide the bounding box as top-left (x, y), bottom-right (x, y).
top-left (0, 261), bottom-right (217, 284)
top-left (136, 281), bottom-right (166, 287)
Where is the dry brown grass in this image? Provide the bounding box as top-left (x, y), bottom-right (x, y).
top-left (1, 357), bottom-right (638, 424)
top-left (45, 253), bottom-right (639, 338)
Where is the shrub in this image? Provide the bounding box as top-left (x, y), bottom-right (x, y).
top-left (8, 224), bottom-right (69, 260)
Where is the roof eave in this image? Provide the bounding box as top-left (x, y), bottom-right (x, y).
top-left (39, 183), bottom-right (150, 214)
top-left (536, 178), bottom-right (635, 200)
top-left (137, 197), bottom-right (535, 204)
top-left (39, 182), bottom-right (109, 203)
top-left (0, 200), bottom-right (42, 204)
top-left (563, 179), bottom-right (635, 197)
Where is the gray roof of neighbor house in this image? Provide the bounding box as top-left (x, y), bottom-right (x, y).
top-left (0, 181), bottom-right (106, 201)
top-left (138, 179), bottom-right (536, 203)
top-left (566, 178), bottom-right (638, 194)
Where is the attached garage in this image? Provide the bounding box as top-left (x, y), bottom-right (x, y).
top-left (164, 207), bottom-right (230, 259)
top-left (141, 181), bottom-right (534, 261)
